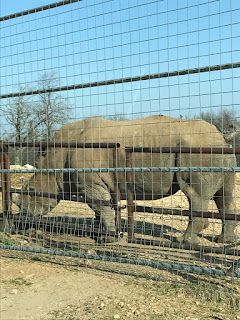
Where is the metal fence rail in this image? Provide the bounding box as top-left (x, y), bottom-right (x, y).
top-left (2, 244), bottom-right (239, 278)
top-left (0, 0), bottom-right (84, 21)
top-left (1, 62), bottom-right (240, 99)
top-left (2, 167), bottom-right (240, 174)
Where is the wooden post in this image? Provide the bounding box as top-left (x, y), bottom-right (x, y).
top-left (0, 141), bottom-right (10, 231)
top-left (126, 150), bottom-right (135, 242)
top-left (113, 148), bottom-right (122, 234)
top-left (4, 145), bottom-right (11, 215)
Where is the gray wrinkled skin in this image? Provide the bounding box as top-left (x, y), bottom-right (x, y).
top-left (13, 115), bottom-right (239, 244)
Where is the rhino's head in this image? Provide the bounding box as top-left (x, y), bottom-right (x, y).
top-left (13, 173), bottom-right (59, 217)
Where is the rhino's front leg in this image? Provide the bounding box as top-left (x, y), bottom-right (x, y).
top-left (93, 205), bottom-right (116, 233)
top-left (83, 176), bottom-right (118, 242)
top-left (92, 205), bottom-right (118, 243)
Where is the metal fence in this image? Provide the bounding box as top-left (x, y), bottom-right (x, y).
top-left (0, 0), bottom-right (240, 282)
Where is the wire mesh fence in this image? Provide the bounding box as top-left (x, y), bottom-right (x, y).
top-left (0, 0), bottom-right (240, 285)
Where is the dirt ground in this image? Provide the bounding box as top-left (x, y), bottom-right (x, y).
top-left (1, 250), bottom-right (240, 320)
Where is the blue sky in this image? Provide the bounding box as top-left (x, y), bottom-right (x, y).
top-left (0, 0), bottom-right (56, 15)
top-left (0, 0), bottom-right (240, 128)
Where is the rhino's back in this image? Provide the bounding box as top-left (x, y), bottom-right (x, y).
top-left (56, 114), bottom-right (231, 173)
top-left (56, 115), bottom-right (226, 148)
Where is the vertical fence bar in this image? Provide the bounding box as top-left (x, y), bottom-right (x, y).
top-left (0, 141), bottom-right (11, 231)
top-left (3, 145), bottom-right (11, 215)
top-left (112, 148), bottom-right (122, 234)
top-left (0, 141), bottom-right (6, 231)
top-left (126, 150), bottom-right (135, 242)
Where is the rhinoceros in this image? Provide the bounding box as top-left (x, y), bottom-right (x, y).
top-left (13, 115), bottom-right (239, 244)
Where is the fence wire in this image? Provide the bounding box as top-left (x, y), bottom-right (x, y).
top-left (1, 0), bottom-right (240, 289)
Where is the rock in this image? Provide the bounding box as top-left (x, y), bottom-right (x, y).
top-left (100, 303), bottom-right (105, 309)
top-left (23, 164), bottom-right (35, 169)
top-left (12, 289), bottom-right (18, 294)
top-left (87, 249), bottom-right (97, 255)
top-left (36, 230), bottom-right (43, 237)
top-left (20, 240), bottom-right (28, 245)
top-left (84, 260), bottom-right (93, 266)
top-left (10, 165), bottom-right (24, 170)
top-left (114, 315), bottom-right (120, 319)
top-left (133, 310), bottom-right (140, 316)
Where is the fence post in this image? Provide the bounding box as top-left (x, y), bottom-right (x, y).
top-left (0, 141), bottom-right (11, 232)
top-left (126, 150), bottom-right (135, 242)
top-left (113, 148), bottom-right (122, 234)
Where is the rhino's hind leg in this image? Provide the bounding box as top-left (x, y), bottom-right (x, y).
top-left (179, 211), bottom-right (210, 245)
top-left (176, 172), bottom-right (213, 245)
top-left (215, 221), bottom-right (239, 244)
top-left (175, 194), bottom-right (211, 245)
top-left (214, 188), bottom-right (239, 244)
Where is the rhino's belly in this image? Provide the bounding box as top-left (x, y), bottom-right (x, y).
top-left (118, 172), bottom-right (176, 201)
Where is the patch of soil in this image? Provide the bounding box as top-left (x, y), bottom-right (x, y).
top-left (1, 253), bottom-right (240, 320)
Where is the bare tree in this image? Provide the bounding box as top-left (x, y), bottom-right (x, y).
top-left (3, 87), bottom-right (41, 164)
top-left (198, 109), bottom-right (239, 133)
top-left (3, 73), bottom-right (71, 164)
top-left (36, 72), bottom-right (70, 140)
top-left (197, 109), bottom-right (240, 165)
top-left (107, 114), bottom-right (128, 121)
